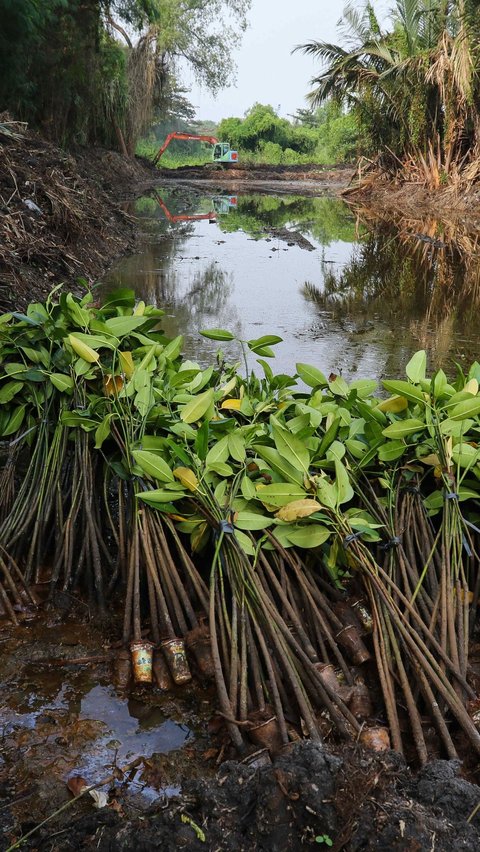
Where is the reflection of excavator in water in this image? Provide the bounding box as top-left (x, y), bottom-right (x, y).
top-left (153, 132), bottom-right (239, 167)
top-left (154, 191), bottom-right (237, 223)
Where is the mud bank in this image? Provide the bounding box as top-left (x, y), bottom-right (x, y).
top-left (5, 743), bottom-right (480, 851)
top-left (0, 119), bottom-right (158, 309)
top-left (156, 162), bottom-right (353, 197)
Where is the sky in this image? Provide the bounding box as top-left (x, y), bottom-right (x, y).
top-left (183, 0), bottom-right (387, 122)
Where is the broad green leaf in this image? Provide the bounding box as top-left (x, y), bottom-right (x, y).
top-left (335, 459), bottom-right (354, 506)
top-left (241, 475), bottom-right (256, 500)
top-left (2, 404), bottom-right (26, 436)
top-left (378, 441), bottom-right (406, 461)
top-left (248, 335), bottom-right (283, 352)
top-left (68, 335), bottom-right (99, 363)
top-left (195, 421), bottom-right (209, 460)
top-left (68, 331), bottom-right (119, 350)
top-left (104, 315), bottom-right (147, 336)
top-left (449, 398), bottom-right (480, 421)
top-left (134, 385), bottom-right (153, 416)
top-left (405, 350), bottom-right (426, 383)
top-left (271, 417), bottom-right (310, 473)
top-left (205, 435), bottom-right (229, 467)
top-left (234, 529), bottom-right (256, 556)
top-left (295, 363), bottom-right (328, 388)
top-left (328, 376), bottom-right (349, 397)
top-left (439, 418), bottom-right (474, 437)
top-left (234, 511), bottom-right (273, 530)
top-left (228, 431), bottom-right (246, 462)
top-left (132, 450), bottom-right (174, 482)
top-left (49, 373), bottom-right (74, 393)
top-left (137, 489), bottom-right (185, 505)
top-left (200, 328), bottom-right (235, 341)
top-left (285, 525), bottom-right (331, 549)
top-left (250, 439), bottom-right (289, 475)
top-left (0, 381), bottom-right (24, 403)
top-left (207, 462), bottom-right (234, 477)
top-left (377, 395), bottom-right (408, 414)
top-left (181, 389), bottom-right (215, 424)
top-left (349, 378), bottom-right (378, 398)
top-left (316, 477), bottom-right (337, 509)
top-left (256, 482), bottom-right (306, 507)
top-left (451, 443), bottom-right (479, 468)
top-left (94, 414), bottom-right (114, 449)
top-left (382, 419), bottom-right (426, 439)
top-left (382, 380), bottom-right (425, 404)
top-left (66, 293), bottom-right (90, 328)
top-left (163, 335), bottom-right (184, 361)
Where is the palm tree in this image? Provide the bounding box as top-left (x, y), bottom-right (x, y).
top-left (296, 1), bottom-right (480, 174)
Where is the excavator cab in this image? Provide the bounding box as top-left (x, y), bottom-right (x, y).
top-left (213, 143), bottom-right (238, 163)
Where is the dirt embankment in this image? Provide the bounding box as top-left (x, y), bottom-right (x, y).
top-left (157, 162), bottom-right (354, 197)
top-left (0, 119), bottom-right (158, 310)
top-left (6, 744), bottom-right (480, 851)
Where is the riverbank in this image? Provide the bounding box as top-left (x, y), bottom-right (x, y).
top-left (0, 119), bottom-right (158, 310)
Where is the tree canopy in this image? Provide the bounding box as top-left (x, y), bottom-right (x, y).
top-left (0, 0), bottom-right (251, 151)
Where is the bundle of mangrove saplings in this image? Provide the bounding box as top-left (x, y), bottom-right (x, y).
top-left (2, 288), bottom-right (480, 764)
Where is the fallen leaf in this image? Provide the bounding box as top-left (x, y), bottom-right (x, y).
top-left (67, 776), bottom-right (88, 797)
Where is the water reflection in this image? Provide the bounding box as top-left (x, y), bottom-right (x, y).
top-left (105, 189), bottom-right (480, 380)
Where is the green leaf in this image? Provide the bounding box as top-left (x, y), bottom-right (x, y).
top-left (228, 431), bottom-right (246, 462)
top-left (271, 417), bottom-right (310, 473)
top-left (328, 376), bottom-right (349, 397)
top-left (205, 435), bottom-right (229, 467)
top-left (316, 477), bottom-right (337, 509)
top-left (285, 524), bottom-right (331, 548)
top-left (451, 443), bottom-right (479, 468)
top-left (207, 462), bottom-right (234, 477)
top-left (335, 459), bottom-right (354, 506)
top-left (133, 450), bottom-right (174, 482)
top-left (102, 288), bottom-right (136, 308)
top-left (67, 331), bottom-right (119, 350)
top-left (137, 489), bottom-right (185, 505)
top-left (382, 380), bottom-right (425, 404)
top-left (104, 315), bottom-right (147, 337)
top-left (378, 440), bottom-right (406, 461)
top-left (449, 398), bottom-right (480, 421)
top-left (0, 381), bottom-right (24, 403)
top-left (235, 511), bottom-right (273, 530)
top-left (2, 404), bottom-right (26, 436)
top-left (200, 328), bottom-right (235, 341)
top-left (94, 414), bottom-right (114, 449)
top-left (234, 529), bottom-right (256, 556)
top-left (256, 482), bottom-right (306, 507)
top-left (253, 444), bottom-right (304, 485)
top-left (49, 373), bottom-right (74, 393)
top-left (296, 362), bottom-right (328, 388)
top-left (405, 350), bottom-right (426, 383)
top-left (181, 389), bottom-right (215, 424)
top-left (382, 419), bottom-right (426, 439)
top-left (247, 335), bottom-right (283, 352)
top-left (163, 335), bottom-right (184, 361)
top-left (241, 476), bottom-right (256, 500)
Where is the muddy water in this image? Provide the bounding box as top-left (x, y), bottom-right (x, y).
top-left (105, 186), bottom-right (480, 380)
top-left (0, 614), bottom-right (210, 821)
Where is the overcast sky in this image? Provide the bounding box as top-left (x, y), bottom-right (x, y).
top-left (183, 0), bottom-right (387, 122)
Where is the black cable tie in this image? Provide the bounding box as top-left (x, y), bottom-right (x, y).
top-left (402, 484), bottom-right (420, 494)
top-left (343, 531), bottom-right (363, 548)
top-left (381, 536), bottom-right (401, 551)
top-left (446, 491), bottom-right (459, 501)
top-left (218, 519), bottom-right (235, 535)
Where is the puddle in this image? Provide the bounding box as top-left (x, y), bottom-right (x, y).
top-left (105, 187), bottom-right (480, 379)
top-left (0, 615), bottom-right (208, 812)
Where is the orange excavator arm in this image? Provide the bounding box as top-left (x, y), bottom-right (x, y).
top-left (153, 132), bottom-right (219, 165)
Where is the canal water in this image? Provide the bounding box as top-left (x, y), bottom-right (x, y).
top-left (105, 186), bottom-right (480, 381)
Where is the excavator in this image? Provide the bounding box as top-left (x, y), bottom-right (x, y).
top-left (153, 132), bottom-right (239, 167)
